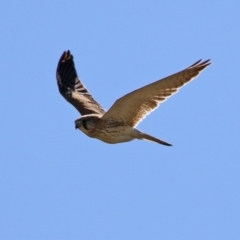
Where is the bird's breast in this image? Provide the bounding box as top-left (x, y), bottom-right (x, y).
top-left (89, 120), bottom-right (135, 144)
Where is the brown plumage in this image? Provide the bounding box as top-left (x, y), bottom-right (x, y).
top-left (56, 50), bottom-right (211, 146)
top-left (57, 51), bottom-right (105, 115)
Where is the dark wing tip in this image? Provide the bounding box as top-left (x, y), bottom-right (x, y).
top-left (56, 50), bottom-right (80, 96)
top-left (189, 59), bottom-right (211, 68)
top-left (57, 50), bottom-right (71, 76)
top-left (56, 51), bottom-right (106, 116)
top-left (57, 50), bottom-right (72, 66)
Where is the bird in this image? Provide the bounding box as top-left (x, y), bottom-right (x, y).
top-left (56, 50), bottom-right (211, 146)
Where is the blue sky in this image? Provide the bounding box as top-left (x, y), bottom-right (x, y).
top-left (1, 1), bottom-right (240, 239)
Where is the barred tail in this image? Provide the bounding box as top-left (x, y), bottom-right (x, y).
top-left (137, 131), bottom-right (172, 146)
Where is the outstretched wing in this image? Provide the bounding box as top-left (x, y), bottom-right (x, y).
top-left (56, 51), bottom-right (105, 116)
top-left (102, 59), bottom-right (211, 127)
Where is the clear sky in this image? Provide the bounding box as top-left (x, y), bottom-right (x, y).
top-left (1, 1), bottom-right (240, 239)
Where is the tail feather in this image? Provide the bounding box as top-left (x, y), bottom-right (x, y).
top-left (137, 131), bottom-right (172, 146)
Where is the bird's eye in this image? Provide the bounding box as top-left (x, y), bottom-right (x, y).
top-left (82, 120), bottom-right (89, 130)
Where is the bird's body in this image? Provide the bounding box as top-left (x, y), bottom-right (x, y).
top-left (56, 51), bottom-right (211, 146)
top-left (77, 115), bottom-right (137, 144)
top-left (74, 114), bottom-right (167, 144)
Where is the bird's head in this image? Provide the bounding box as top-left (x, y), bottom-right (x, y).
top-left (75, 115), bottom-right (100, 134)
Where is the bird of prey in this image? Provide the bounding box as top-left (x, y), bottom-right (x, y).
top-left (56, 51), bottom-right (211, 146)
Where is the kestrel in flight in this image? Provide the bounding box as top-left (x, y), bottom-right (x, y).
top-left (56, 51), bottom-right (210, 146)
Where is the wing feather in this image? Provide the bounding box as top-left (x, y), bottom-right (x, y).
top-left (102, 59), bottom-right (211, 127)
top-left (56, 51), bottom-right (105, 116)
